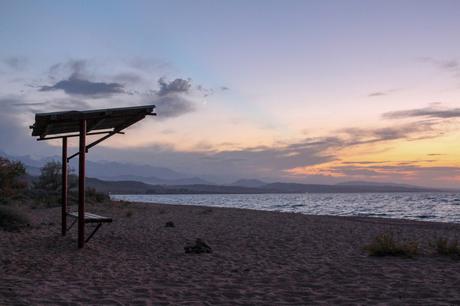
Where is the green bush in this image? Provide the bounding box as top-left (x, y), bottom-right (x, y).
top-left (0, 206), bottom-right (30, 231)
top-left (431, 238), bottom-right (460, 258)
top-left (364, 232), bottom-right (418, 258)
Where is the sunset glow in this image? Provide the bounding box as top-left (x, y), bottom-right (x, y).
top-left (1, 0), bottom-right (459, 187)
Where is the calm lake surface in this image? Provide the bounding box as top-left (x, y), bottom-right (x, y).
top-left (111, 193), bottom-right (460, 224)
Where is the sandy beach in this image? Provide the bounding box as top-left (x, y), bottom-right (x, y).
top-left (1, 201), bottom-right (460, 305)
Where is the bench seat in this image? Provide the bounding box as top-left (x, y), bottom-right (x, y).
top-left (66, 212), bottom-right (112, 243)
top-left (67, 212), bottom-right (112, 223)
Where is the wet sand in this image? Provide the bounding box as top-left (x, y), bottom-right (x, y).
top-left (1, 201), bottom-right (460, 305)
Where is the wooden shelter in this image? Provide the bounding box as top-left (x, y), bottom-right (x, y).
top-left (30, 105), bottom-right (156, 248)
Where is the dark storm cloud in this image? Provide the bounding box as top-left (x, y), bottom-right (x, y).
top-left (382, 105), bottom-right (460, 119)
top-left (157, 78), bottom-right (191, 96)
top-left (39, 75), bottom-right (124, 97)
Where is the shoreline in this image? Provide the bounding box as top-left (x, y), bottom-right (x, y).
top-left (111, 193), bottom-right (460, 225)
top-left (2, 201), bottom-right (460, 304)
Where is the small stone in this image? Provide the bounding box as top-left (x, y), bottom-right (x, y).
top-left (184, 238), bottom-right (212, 254)
top-left (165, 221), bottom-right (175, 228)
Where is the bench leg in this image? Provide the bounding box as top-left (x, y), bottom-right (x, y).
top-left (67, 218), bottom-right (77, 231)
top-left (85, 223), bottom-right (103, 243)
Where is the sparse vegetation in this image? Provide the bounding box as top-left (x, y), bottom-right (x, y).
top-left (28, 161), bottom-right (108, 207)
top-left (430, 237), bottom-right (460, 258)
top-left (0, 205), bottom-right (30, 231)
top-left (34, 161), bottom-right (62, 191)
top-left (364, 232), bottom-right (418, 258)
top-left (0, 157), bottom-right (27, 203)
top-left (86, 187), bottom-right (109, 203)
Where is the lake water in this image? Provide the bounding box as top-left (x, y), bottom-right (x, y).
top-left (111, 192), bottom-right (460, 224)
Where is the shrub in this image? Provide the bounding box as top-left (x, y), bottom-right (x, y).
top-left (34, 161), bottom-right (61, 191)
top-left (0, 206), bottom-right (30, 231)
top-left (0, 156), bottom-right (27, 200)
top-left (364, 232), bottom-right (418, 258)
top-left (86, 187), bottom-right (109, 203)
top-left (34, 161), bottom-right (77, 192)
top-left (431, 238), bottom-right (460, 258)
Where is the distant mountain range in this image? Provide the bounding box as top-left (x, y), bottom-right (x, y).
top-left (85, 178), bottom-right (449, 195)
top-left (230, 179), bottom-right (267, 188)
top-left (0, 150), bottom-right (210, 185)
top-left (1, 150), bottom-right (455, 194)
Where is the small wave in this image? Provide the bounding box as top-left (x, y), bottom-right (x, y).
top-left (415, 215), bottom-right (436, 219)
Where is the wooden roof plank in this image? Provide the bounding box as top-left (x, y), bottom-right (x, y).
top-left (30, 105), bottom-right (155, 137)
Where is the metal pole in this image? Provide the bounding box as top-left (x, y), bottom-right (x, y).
top-left (61, 137), bottom-right (68, 236)
top-left (78, 119), bottom-right (86, 248)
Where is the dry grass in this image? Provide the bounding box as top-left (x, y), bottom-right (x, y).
top-left (364, 232), bottom-right (419, 258)
top-left (431, 238), bottom-right (460, 258)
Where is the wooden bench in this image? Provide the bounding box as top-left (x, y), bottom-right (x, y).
top-left (67, 212), bottom-right (112, 243)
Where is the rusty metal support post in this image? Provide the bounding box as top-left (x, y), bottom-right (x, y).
top-left (61, 137), bottom-right (68, 236)
top-left (78, 119), bottom-right (86, 248)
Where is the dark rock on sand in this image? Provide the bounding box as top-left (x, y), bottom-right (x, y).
top-left (165, 221), bottom-right (175, 227)
top-left (184, 238), bottom-right (212, 254)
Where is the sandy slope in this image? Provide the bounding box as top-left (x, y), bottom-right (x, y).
top-left (1, 201), bottom-right (460, 305)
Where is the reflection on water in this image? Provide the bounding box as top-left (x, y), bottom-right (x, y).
top-left (111, 192), bottom-right (460, 224)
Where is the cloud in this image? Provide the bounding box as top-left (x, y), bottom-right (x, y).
top-left (153, 95), bottom-right (196, 119)
top-left (420, 57), bottom-right (459, 71)
top-left (157, 78), bottom-right (191, 96)
top-left (41, 59), bottom-right (124, 97)
top-left (1, 94), bottom-right (456, 186)
top-left (320, 163), bottom-right (460, 180)
top-left (420, 57), bottom-right (460, 78)
top-left (338, 120), bottom-right (439, 144)
top-left (128, 57), bottom-right (172, 72)
top-left (196, 85), bottom-right (230, 97)
top-left (113, 72), bottom-right (143, 84)
top-left (0, 96), bottom-right (55, 156)
top-left (368, 92), bottom-right (386, 97)
top-left (367, 88), bottom-right (400, 98)
top-left (147, 78), bottom-right (198, 119)
top-left (39, 75), bottom-right (124, 97)
top-left (0, 95), bottom-right (91, 115)
top-left (3, 56), bottom-right (28, 70)
top-left (382, 105), bottom-right (460, 119)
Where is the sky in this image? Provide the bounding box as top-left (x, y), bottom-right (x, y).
top-left (1, 0), bottom-right (460, 187)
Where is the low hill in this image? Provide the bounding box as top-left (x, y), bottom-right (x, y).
top-left (231, 179), bottom-right (267, 188)
top-left (86, 178), bottom-right (446, 195)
